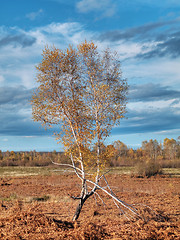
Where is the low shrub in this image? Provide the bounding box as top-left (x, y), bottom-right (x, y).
top-left (135, 159), bottom-right (162, 178)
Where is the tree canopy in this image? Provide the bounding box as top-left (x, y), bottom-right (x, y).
top-left (31, 41), bottom-right (129, 220)
top-left (31, 41), bottom-right (128, 169)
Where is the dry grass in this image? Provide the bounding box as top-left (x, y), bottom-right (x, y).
top-left (0, 166), bottom-right (179, 177)
top-left (0, 171), bottom-right (179, 239)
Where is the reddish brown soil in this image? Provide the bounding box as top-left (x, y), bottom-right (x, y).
top-left (0, 174), bottom-right (179, 239)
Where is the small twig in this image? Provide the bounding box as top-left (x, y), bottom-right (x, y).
top-left (88, 184), bottom-right (106, 207)
top-left (93, 193), bottom-right (98, 206)
top-left (94, 191), bottom-right (106, 207)
top-left (71, 196), bottom-right (82, 200)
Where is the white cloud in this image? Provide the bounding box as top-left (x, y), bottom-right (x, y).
top-left (76, 0), bottom-right (116, 17)
top-left (0, 23), bottom-right (95, 89)
top-left (123, 57), bottom-right (180, 88)
top-left (0, 75), bottom-right (5, 83)
top-left (2, 138), bottom-right (8, 142)
top-left (128, 99), bottom-right (178, 113)
top-left (77, 0), bottom-right (109, 12)
top-left (22, 136), bottom-right (36, 138)
top-left (40, 22), bottom-right (82, 34)
top-left (0, 59), bottom-right (36, 89)
top-left (0, 21), bottom-right (179, 98)
top-left (30, 22), bottom-right (93, 48)
top-left (0, 20), bottom-right (179, 144)
top-left (26, 9), bottom-right (43, 21)
top-left (154, 129), bottom-right (180, 135)
top-left (14, 64), bottom-right (36, 89)
top-left (172, 101), bottom-right (180, 109)
top-left (128, 0), bottom-right (180, 7)
top-left (114, 41), bottom-right (144, 60)
top-left (18, 108), bottom-right (32, 118)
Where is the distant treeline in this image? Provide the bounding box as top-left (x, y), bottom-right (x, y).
top-left (0, 137), bottom-right (180, 168)
top-left (0, 150), bottom-right (69, 167)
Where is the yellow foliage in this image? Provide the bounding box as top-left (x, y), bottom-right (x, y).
top-left (31, 41), bottom-right (128, 180)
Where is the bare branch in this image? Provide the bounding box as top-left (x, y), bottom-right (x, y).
top-left (70, 154), bottom-right (84, 180)
top-left (94, 191), bottom-right (106, 207)
top-left (71, 196), bottom-right (82, 200)
top-left (86, 178), bottom-right (140, 217)
top-left (51, 161), bottom-right (83, 180)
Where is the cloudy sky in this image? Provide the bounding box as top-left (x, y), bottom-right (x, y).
top-left (0, 0), bottom-right (180, 151)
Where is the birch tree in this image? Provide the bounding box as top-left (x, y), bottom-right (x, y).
top-left (31, 41), bottom-right (139, 221)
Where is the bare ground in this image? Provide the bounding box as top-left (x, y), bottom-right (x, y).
top-left (0, 173), bottom-right (179, 239)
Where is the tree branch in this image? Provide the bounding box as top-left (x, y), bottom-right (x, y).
top-left (51, 161), bottom-right (83, 180)
top-left (71, 196), bottom-right (82, 200)
top-left (85, 178), bottom-right (140, 217)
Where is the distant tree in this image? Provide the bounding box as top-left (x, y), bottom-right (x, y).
top-left (127, 148), bottom-right (135, 159)
top-left (31, 41), bottom-right (139, 220)
top-left (0, 150), bottom-right (3, 161)
top-left (10, 151), bottom-right (16, 161)
top-left (134, 140), bottom-right (163, 177)
top-left (113, 140), bottom-right (128, 156)
top-left (163, 138), bottom-right (177, 160)
top-left (111, 140), bottom-right (128, 166)
top-left (142, 139), bottom-right (161, 161)
top-left (177, 136), bottom-right (180, 158)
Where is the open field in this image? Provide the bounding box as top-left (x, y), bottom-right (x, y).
top-left (0, 167), bottom-right (179, 239)
top-left (0, 166), bottom-right (180, 177)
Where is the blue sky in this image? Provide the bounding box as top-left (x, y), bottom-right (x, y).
top-left (0, 0), bottom-right (180, 151)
